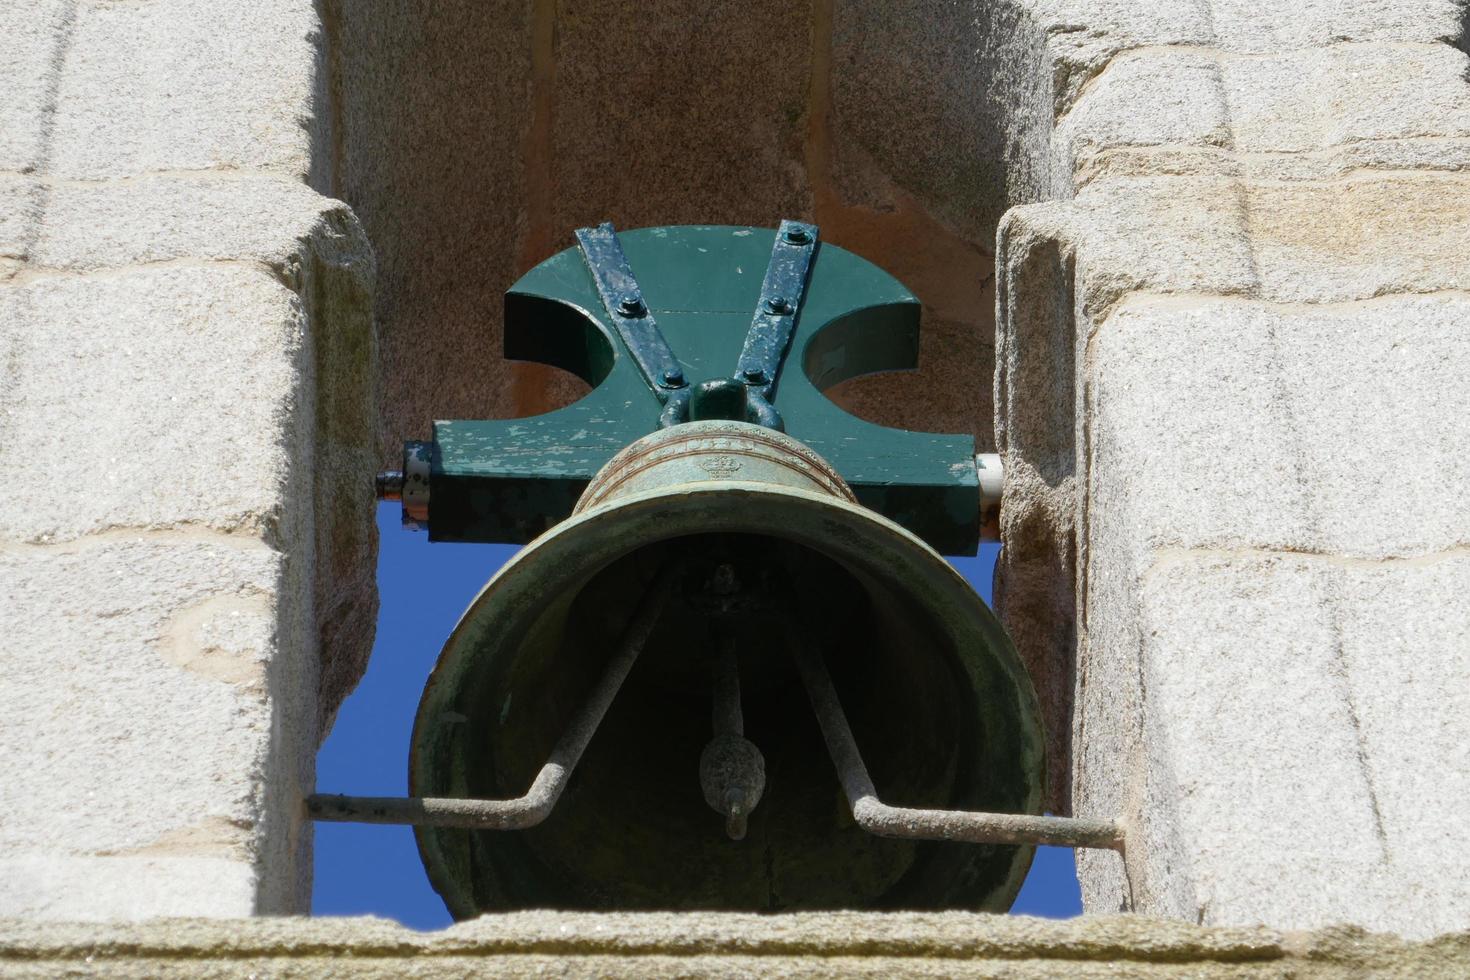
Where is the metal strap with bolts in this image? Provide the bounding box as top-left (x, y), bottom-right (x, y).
top-left (730, 219), bottom-right (819, 430)
top-left (574, 220), bottom-right (819, 431)
top-left (576, 223), bottom-right (688, 403)
top-left (735, 219), bottom-right (818, 392)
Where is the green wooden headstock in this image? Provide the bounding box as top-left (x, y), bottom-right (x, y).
top-left (412, 223), bottom-right (981, 555)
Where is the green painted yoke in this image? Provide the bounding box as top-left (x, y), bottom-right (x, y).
top-left (427, 225), bottom-right (980, 555)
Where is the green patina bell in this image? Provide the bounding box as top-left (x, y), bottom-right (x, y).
top-left (372, 222), bottom-right (1047, 916)
top-left (409, 420), bottom-right (1043, 915)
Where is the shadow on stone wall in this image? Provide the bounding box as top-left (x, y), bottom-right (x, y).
top-left (321, 0), bottom-right (1056, 463)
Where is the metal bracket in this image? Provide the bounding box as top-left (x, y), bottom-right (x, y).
top-left (576, 222), bottom-right (688, 402)
top-left (789, 637), bottom-right (1122, 852)
top-left (732, 219), bottom-right (819, 429)
top-left (309, 563), bottom-right (679, 830)
top-left (737, 220), bottom-right (818, 389)
top-left (575, 219), bottom-right (817, 433)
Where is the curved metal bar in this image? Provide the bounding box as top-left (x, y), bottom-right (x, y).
top-left (657, 387), bottom-right (691, 429)
top-left (742, 391), bottom-right (785, 432)
top-left (789, 641), bottom-right (1126, 852)
top-left (308, 563), bottom-right (678, 830)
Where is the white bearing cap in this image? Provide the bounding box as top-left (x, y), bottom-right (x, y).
top-left (975, 453), bottom-right (1004, 508)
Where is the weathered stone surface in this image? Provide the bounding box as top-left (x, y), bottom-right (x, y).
top-left (1243, 174), bottom-right (1470, 302)
top-left (36, 0), bottom-right (323, 181)
top-left (2, 912), bottom-right (1468, 977)
top-left (0, 168), bottom-right (378, 703)
top-left (0, 535), bottom-right (307, 918)
top-left (1092, 552), bottom-right (1470, 938)
top-left (0, 173), bottom-right (358, 274)
top-left (0, 1), bottom-right (71, 174)
top-left (1194, 0), bottom-right (1463, 52)
top-left (1, 857), bottom-right (259, 923)
top-left (333, 1), bottom-right (539, 455)
top-left (1000, 221), bottom-right (1470, 935)
top-left (994, 0), bottom-right (1470, 936)
top-left (1058, 43), bottom-right (1470, 187)
top-left (818, 1), bottom-right (1041, 455)
top-left (1028, 0), bottom-right (1464, 115)
top-left (1069, 292), bottom-right (1470, 932)
top-left (0, 265), bottom-right (308, 542)
top-left (0, 0), bottom-right (379, 911)
top-left (549, 0), bottom-right (813, 235)
top-left (1334, 555), bottom-right (1470, 939)
top-left (1087, 293), bottom-right (1470, 561)
top-left (832, 0), bottom-right (1010, 244)
top-left (0, 215), bottom-right (377, 910)
top-left (1001, 173), bottom-right (1470, 325)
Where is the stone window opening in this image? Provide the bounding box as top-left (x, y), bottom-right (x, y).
top-left (312, 0), bottom-right (1098, 922)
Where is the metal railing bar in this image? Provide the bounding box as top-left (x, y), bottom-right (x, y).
top-left (788, 639), bottom-right (1125, 852)
top-left (307, 563), bottom-right (678, 830)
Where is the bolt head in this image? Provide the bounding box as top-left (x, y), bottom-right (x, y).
top-left (764, 296), bottom-right (792, 315)
top-left (661, 367), bottom-right (686, 387)
top-left (783, 228), bottom-right (811, 245)
top-left (618, 294), bottom-right (646, 317)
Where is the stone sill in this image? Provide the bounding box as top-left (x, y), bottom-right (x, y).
top-left (2, 913), bottom-right (1468, 977)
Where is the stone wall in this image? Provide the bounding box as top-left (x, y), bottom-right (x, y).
top-left (5, 0), bottom-right (1469, 945)
top-left (992, 0), bottom-right (1470, 938)
top-left (329, 0), bottom-right (1021, 461)
top-left (0, 1), bottom-right (377, 917)
top-left (3, 913), bottom-right (1468, 978)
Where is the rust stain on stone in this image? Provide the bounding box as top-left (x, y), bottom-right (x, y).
top-left (511, 0), bottom-right (572, 420)
top-left (159, 594), bottom-right (271, 690)
top-left (803, 0), bottom-right (997, 450)
top-left (94, 817), bottom-right (251, 859)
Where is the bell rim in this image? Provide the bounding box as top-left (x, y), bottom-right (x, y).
top-left (410, 479), bottom-right (1045, 917)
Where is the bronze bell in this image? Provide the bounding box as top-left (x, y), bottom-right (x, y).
top-left (408, 420), bottom-right (1046, 916)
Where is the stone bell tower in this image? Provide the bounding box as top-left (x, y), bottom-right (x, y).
top-left (3, 0), bottom-right (1469, 973)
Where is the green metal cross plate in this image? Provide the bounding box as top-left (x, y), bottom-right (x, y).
top-left (416, 223), bottom-right (981, 555)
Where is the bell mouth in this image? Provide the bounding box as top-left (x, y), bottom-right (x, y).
top-left (410, 437), bottom-right (1043, 917)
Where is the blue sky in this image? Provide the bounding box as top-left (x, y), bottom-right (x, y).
top-left (312, 503), bottom-right (1082, 928)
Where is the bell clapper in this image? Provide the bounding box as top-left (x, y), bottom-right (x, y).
top-left (698, 572), bottom-right (767, 842)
